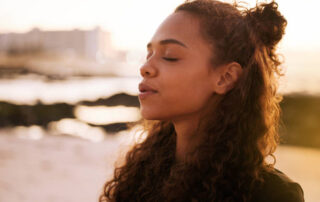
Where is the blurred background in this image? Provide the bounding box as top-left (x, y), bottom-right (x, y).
top-left (0, 0), bottom-right (319, 201)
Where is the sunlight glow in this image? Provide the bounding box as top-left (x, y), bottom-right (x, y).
top-left (48, 118), bottom-right (106, 142)
top-left (13, 125), bottom-right (45, 140)
top-left (2, 0), bottom-right (319, 51)
top-left (0, 76), bottom-right (140, 105)
top-left (74, 105), bottom-right (141, 125)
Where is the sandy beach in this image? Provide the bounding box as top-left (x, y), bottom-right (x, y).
top-left (0, 130), bottom-right (319, 202)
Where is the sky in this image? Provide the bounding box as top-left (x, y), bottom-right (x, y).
top-left (1, 0), bottom-right (320, 51)
top-left (1, 0), bottom-right (320, 94)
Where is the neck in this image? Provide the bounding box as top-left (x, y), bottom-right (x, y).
top-left (172, 114), bottom-right (201, 162)
top-left (172, 95), bottom-right (221, 163)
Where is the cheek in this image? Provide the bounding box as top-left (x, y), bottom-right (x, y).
top-left (166, 84), bottom-right (211, 112)
top-left (139, 80), bottom-right (212, 120)
top-left (166, 69), bottom-right (213, 110)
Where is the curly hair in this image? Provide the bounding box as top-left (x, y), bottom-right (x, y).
top-left (99, 0), bottom-right (287, 201)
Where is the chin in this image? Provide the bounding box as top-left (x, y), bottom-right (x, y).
top-left (140, 112), bottom-right (160, 120)
top-left (140, 108), bottom-right (168, 121)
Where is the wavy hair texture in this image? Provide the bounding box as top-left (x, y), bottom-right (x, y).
top-left (99, 0), bottom-right (287, 201)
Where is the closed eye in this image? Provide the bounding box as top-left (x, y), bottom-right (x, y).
top-left (162, 57), bottom-right (179, 62)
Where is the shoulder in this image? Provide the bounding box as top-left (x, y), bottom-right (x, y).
top-left (251, 168), bottom-right (305, 202)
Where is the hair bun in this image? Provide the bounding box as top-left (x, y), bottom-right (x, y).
top-left (245, 2), bottom-right (287, 47)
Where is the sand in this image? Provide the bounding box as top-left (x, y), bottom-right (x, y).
top-left (0, 130), bottom-right (319, 202)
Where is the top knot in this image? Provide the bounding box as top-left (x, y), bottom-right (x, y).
top-left (245, 1), bottom-right (287, 48)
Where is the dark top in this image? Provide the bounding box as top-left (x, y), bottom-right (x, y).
top-left (251, 168), bottom-right (305, 202)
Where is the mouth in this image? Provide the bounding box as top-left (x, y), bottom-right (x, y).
top-left (139, 89), bottom-right (158, 93)
top-left (138, 83), bottom-right (158, 93)
top-left (138, 90), bottom-right (158, 99)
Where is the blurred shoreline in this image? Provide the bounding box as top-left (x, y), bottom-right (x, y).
top-left (0, 73), bottom-right (319, 149)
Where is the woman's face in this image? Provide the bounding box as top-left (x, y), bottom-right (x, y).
top-left (138, 11), bottom-right (218, 121)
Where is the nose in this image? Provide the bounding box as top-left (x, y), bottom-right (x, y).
top-left (139, 59), bottom-right (157, 78)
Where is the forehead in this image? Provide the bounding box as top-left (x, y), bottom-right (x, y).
top-left (149, 11), bottom-right (206, 49)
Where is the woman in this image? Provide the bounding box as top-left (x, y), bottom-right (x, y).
top-left (100, 0), bottom-right (304, 201)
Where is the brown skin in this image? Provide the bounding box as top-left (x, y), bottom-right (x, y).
top-left (139, 11), bottom-right (242, 161)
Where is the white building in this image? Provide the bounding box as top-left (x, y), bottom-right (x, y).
top-left (0, 27), bottom-right (115, 60)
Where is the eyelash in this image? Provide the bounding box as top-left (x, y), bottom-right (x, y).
top-left (162, 57), bottom-right (179, 62)
top-left (145, 52), bottom-right (179, 62)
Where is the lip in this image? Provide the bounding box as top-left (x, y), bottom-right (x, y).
top-left (138, 91), bottom-right (158, 99)
top-left (138, 82), bottom-right (158, 93)
top-left (138, 82), bottom-right (158, 99)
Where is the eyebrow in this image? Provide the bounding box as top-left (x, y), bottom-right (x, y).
top-left (147, 39), bottom-right (188, 49)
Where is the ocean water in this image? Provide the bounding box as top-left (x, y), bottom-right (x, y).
top-left (0, 73), bottom-right (319, 106)
top-left (0, 75), bottom-right (141, 105)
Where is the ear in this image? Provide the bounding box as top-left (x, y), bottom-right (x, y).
top-left (213, 62), bottom-right (243, 94)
